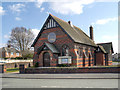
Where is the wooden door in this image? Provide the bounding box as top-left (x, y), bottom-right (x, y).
top-left (43, 52), bottom-right (50, 67)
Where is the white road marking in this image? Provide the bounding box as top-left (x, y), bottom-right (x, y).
top-left (41, 86), bottom-right (60, 88)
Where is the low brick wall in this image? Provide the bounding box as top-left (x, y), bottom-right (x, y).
top-left (19, 66), bottom-right (120, 74)
top-left (4, 62), bottom-right (33, 69)
top-left (0, 62), bottom-right (33, 73)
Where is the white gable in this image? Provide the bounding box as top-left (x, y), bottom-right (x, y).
top-left (43, 18), bottom-right (59, 29)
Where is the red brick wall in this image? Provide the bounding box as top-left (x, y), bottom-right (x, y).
top-left (108, 50), bottom-right (112, 65)
top-left (1, 51), bottom-right (22, 58)
top-left (5, 52), bottom-right (22, 58)
top-left (96, 52), bottom-right (104, 65)
top-left (33, 26), bottom-right (97, 67)
top-left (33, 27), bottom-right (76, 67)
top-left (74, 44), bottom-right (95, 67)
top-left (23, 67), bottom-right (120, 74)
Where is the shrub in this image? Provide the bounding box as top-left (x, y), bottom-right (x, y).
top-left (22, 53), bottom-right (33, 59)
top-left (4, 57), bottom-right (9, 60)
top-left (15, 63), bottom-right (17, 68)
top-left (16, 57), bottom-right (23, 60)
top-left (117, 64), bottom-right (120, 67)
top-left (28, 63), bottom-right (31, 67)
top-left (34, 62), bottom-right (39, 67)
top-left (23, 57), bottom-right (27, 60)
top-left (10, 57), bottom-right (16, 59)
top-left (26, 54), bottom-right (33, 59)
top-left (58, 64), bottom-right (70, 67)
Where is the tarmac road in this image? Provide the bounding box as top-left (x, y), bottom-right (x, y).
top-left (2, 78), bottom-right (119, 88)
top-left (1, 73), bottom-right (119, 88)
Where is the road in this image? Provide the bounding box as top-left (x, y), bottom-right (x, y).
top-left (2, 78), bottom-right (119, 88)
top-left (1, 73), bottom-right (119, 88)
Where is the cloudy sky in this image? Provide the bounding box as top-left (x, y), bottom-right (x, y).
top-left (0, 0), bottom-right (119, 53)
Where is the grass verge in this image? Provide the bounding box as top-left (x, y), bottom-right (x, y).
top-left (6, 68), bottom-right (19, 73)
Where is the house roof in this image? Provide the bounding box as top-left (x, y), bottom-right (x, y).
top-left (32, 14), bottom-right (97, 47)
top-left (98, 45), bottom-right (107, 54)
top-left (37, 42), bottom-right (60, 54)
top-left (97, 42), bottom-right (114, 54)
top-left (0, 47), bottom-right (20, 53)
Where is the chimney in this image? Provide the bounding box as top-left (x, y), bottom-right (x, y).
top-left (68, 21), bottom-right (71, 24)
top-left (68, 21), bottom-right (73, 27)
top-left (90, 25), bottom-right (94, 40)
top-left (7, 45), bottom-right (11, 48)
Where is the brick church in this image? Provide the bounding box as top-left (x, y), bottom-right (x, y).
top-left (31, 14), bottom-right (114, 67)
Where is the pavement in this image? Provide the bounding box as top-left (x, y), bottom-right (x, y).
top-left (1, 73), bottom-right (119, 79)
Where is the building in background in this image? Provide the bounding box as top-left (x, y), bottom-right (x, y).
top-left (97, 42), bottom-right (114, 65)
top-left (112, 53), bottom-right (120, 61)
top-left (0, 46), bottom-right (22, 59)
top-left (32, 14), bottom-right (114, 67)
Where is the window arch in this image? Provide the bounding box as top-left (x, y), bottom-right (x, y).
top-left (61, 45), bottom-right (69, 56)
top-left (83, 53), bottom-right (85, 67)
top-left (79, 47), bottom-right (82, 57)
top-left (88, 53), bottom-right (91, 66)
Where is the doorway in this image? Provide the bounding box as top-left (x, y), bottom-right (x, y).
top-left (43, 52), bottom-right (50, 67)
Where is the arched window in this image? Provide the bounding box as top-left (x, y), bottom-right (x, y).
top-left (79, 47), bottom-right (82, 57)
top-left (83, 53), bottom-right (85, 67)
top-left (88, 53), bottom-right (91, 66)
top-left (62, 45), bottom-right (69, 56)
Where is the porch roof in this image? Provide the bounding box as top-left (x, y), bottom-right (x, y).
top-left (37, 42), bottom-right (60, 54)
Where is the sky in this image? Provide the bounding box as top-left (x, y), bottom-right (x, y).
top-left (0, 0), bottom-right (119, 54)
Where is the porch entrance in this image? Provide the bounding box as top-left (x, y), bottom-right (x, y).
top-left (43, 52), bottom-right (50, 67)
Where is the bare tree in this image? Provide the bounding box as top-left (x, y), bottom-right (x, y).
top-left (8, 27), bottom-right (34, 58)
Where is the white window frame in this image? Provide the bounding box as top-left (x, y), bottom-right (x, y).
top-left (16, 53), bottom-right (19, 56)
top-left (11, 52), bottom-right (13, 55)
top-left (6, 52), bottom-right (8, 55)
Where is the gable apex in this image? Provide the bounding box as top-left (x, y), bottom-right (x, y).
top-left (31, 14), bottom-right (59, 47)
top-left (43, 14), bottom-right (59, 29)
top-left (32, 14), bottom-right (97, 47)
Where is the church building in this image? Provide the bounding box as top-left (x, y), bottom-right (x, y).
top-left (31, 14), bottom-right (113, 67)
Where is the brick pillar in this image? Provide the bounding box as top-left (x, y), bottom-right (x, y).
top-left (28, 63), bottom-right (31, 67)
top-left (4, 65), bottom-right (6, 72)
top-left (19, 64), bottom-right (25, 74)
top-left (0, 64), bottom-right (3, 73)
top-left (0, 64), bottom-right (6, 73)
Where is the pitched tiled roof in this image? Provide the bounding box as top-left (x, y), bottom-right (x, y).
top-left (50, 14), bottom-right (97, 47)
top-left (32, 14), bottom-right (97, 47)
top-left (97, 42), bottom-right (114, 54)
top-left (0, 47), bottom-right (20, 53)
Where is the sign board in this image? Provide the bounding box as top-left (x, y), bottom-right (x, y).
top-left (58, 56), bottom-right (72, 64)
